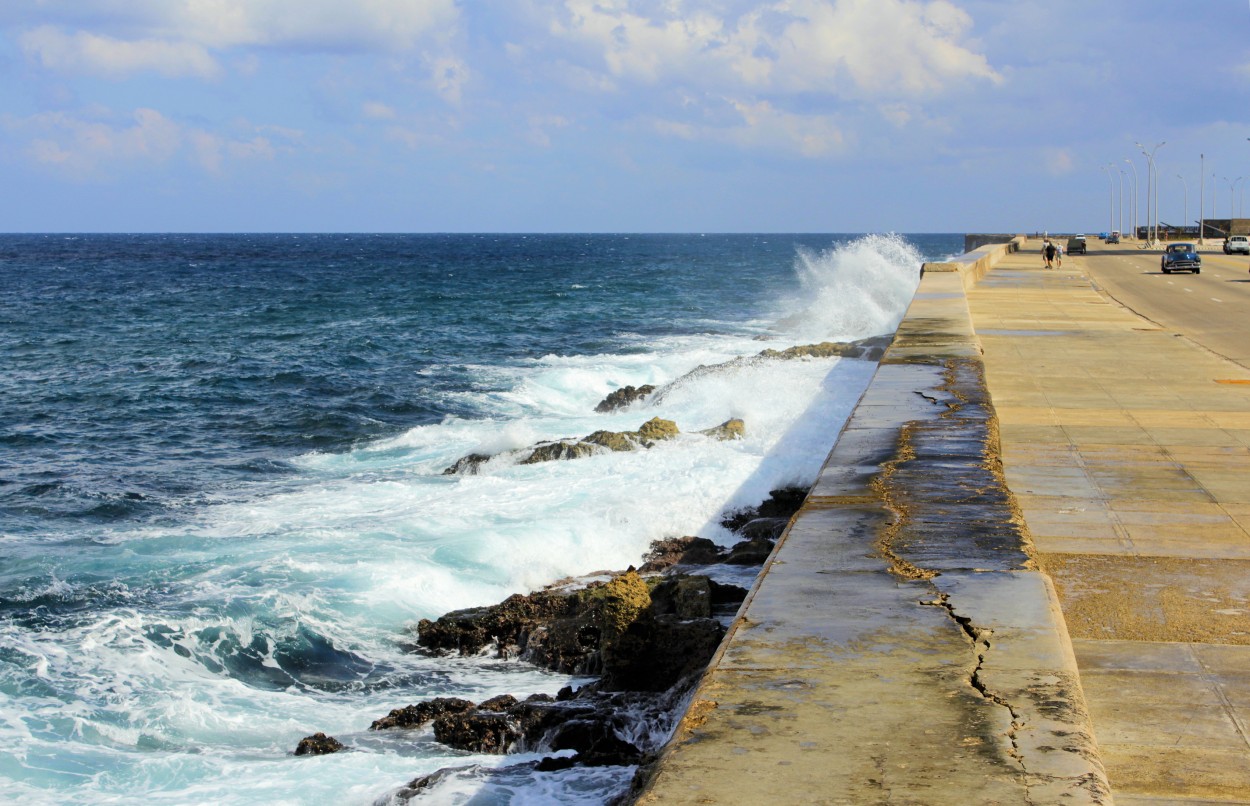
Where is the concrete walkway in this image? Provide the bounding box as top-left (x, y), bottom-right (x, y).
top-left (968, 240), bottom-right (1250, 804)
top-left (636, 244), bottom-right (1111, 804)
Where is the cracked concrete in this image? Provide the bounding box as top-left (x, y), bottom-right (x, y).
top-left (634, 241), bottom-right (1110, 805)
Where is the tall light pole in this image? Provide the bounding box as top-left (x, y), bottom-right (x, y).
top-left (1101, 164), bottom-right (1114, 236)
top-left (1177, 174), bottom-right (1187, 239)
top-left (1137, 140), bottom-right (1166, 244)
top-left (1199, 154), bottom-right (1205, 244)
top-left (1118, 168), bottom-right (1125, 235)
top-left (1124, 158), bottom-right (1139, 239)
top-left (1225, 177), bottom-right (1242, 231)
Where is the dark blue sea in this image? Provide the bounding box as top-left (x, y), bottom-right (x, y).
top-left (0, 232), bottom-right (961, 803)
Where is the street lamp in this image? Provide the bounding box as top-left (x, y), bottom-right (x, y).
top-left (1101, 164), bottom-right (1114, 236)
top-left (1136, 140), bottom-right (1165, 245)
top-left (1124, 158), bottom-right (1139, 238)
top-left (1177, 174), bottom-right (1187, 239)
top-left (1117, 168), bottom-right (1125, 236)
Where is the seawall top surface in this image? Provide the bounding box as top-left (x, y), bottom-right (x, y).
top-left (636, 240), bottom-right (1111, 804)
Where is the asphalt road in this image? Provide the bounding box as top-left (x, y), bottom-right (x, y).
top-left (1071, 238), bottom-right (1250, 369)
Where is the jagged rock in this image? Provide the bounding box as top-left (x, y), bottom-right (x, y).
top-left (433, 711), bottom-right (521, 753)
top-left (639, 536), bottom-right (725, 572)
top-left (709, 580), bottom-right (750, 607)
top-left (522, 441), bottom-right (599, 464)
top-left (442, 453), bottom-right (491, 475)
top-left (416, 590), bottom-right (578, 658)
top-left (548, 718), bottom-right (642, 765)
top-left (720, 486), bottom-right (809, 532)
top-left (594, 384), bottom-right (656, 413)
top-left (479, 694), bottom-right (519, 712)
top-left (648, 575), bottom-right (713, 619)
top-left (598, 570), bottom-right (651, 639)
top-left (738, 517), bottom-right (789, 541)
top-left (583, 430), bottom-right (638, 451)
top-left (724, 537), bottom-right (776, 566)
top-left (293, 732), bottom-right (344, 756)
top-left (756, 336), bottom-right (893, 361)
top-left (636, 417), bottom-right (678, 444)
top-left (602, 614), bottom-right (725, 691)
top-left (370, 697), bottom-right (476, 730)
top-left (698, 418), bottom-right (745, 441)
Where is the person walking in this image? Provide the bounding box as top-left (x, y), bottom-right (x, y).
top-left (1055, 241), bottom-right (1063, 269)
top-left (1042, 239), bottom-right (1057, 269)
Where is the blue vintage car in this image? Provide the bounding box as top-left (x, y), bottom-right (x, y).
top-left (1161, 243), bottom-right (1201, 274)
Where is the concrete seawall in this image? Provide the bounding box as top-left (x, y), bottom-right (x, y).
top-left (634, 238), bottom-right (1111, 804)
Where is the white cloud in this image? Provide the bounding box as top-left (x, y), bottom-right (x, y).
top-left (7, 107), bottom-right (293, 177)
top-left (547, 0), bottom-right (1000, 100)
top-left (20, 25), bottom-right (220, 78)
top-left (1046, 147), bottom-right (1074, 175)
top-left (652, 99), bottom-right (847, 158)
top-left (363, 101), bottom-right (398, 121)
top-left (14, 0), bottom-right (461, 83)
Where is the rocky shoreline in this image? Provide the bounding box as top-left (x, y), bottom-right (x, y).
top-left (292, 337), bottom-right (888, 803)
top-left (294, 486), bottom-right (806, 802)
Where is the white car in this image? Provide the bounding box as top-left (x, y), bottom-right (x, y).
top-left (1225, 235), bottom-right (1249, 255)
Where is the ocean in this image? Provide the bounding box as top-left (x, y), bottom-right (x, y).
top-left (0, 232), bottom-right (960, 804)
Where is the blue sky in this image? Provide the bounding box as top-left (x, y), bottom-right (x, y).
top-left (1, 0), bottom-right (1248, 233)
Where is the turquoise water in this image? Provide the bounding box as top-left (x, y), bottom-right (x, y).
top-left (0, 233), bottom-right (958, 803)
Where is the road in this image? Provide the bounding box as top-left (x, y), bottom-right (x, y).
top-left (1072, 238), bottom-right (1250, 369)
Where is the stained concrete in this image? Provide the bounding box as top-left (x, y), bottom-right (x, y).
top-left (968, 240), bottom-right (1250, 803)
top-left (635, 243), bottom-right (1111, 804)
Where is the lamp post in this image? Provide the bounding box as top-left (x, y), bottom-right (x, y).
top-left (1124, 158), bottom-right (1139, 239)
top-left (1118, 168), bottom-right (1125, 236)
top-left (1101, 165), bottom-right (1114, 236)
top-left (1199, 154), bottom-right (1205, 243)
top-left (1177, 174), bottom-right (1187, 239)
top-left (1137, 140), bottom-right (1165, 245)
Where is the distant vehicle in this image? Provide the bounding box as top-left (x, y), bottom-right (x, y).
top-left (1161, 242), bottom-right (1201, 274)
top-left (1225, 235), bottom-right (1249, 255)
top-left (1106, 231), bottom-right (1120, 244)
top-left (1066, 234), bottom-right (1087, 255)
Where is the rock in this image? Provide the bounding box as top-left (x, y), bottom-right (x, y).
top-left (583, 430), bottom-right (638, 452)
top-left (442, 453), bottom-right (492, 475)
top-left (597, 571), bottom-right (651, 640)
top-left (636, 417), bottom-right (679, 444)
top-left (293, 732), bottom-right (344, 756)
top-left (392, 765), bottom-right (480, 800)
top-left (724, 537), bottom-right (776, 565)
top-left (738, 517), bottom-right (789, 541)
top-left (479, 694), bottom-right (519, 712)
top-left (369, 697), bottom-right (476, 731)
top-left (602, 614), bottom-right (725, 692)
top-left (698, 418), bottom-right (745, 441)
top-left (648, 575), bottom-right (713, 619)
top-left (594, 384), bottom-right (656, 413)
top-left (433, 711), bottom-right (521, 754)
top-left (548, 718), bottom-right (642, 765)
top-left (522, 441), bottom-right (599, 464)
top-left (415, 590), bottom-right (578, 657)
top-left (638, 536), bottom-right (725, 572)
top-left (720, 487), bottom-right (809, 531)
top-left (709, 580), bottom-right (750, 608)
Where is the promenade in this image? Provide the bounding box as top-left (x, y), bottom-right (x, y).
top-left (636, 238), bottom-right (1250, 804)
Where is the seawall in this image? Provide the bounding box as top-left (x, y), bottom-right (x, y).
top-left (633, 237), bottom-right (1112, 804)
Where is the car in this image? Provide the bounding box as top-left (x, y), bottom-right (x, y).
top-left (1106, 231), bottom-right (1120, 244)
top-left (1225, 235), bottom-right (1249, 255)
top-left (1066, 234), bottom-right (1087, 255)
top-left (1161, 242), bottom-right (1201, 274)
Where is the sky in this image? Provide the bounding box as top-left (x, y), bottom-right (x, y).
top-left (1, 0), bottom-right (1248, 233)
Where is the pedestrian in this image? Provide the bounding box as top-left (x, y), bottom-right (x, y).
top-left (1042, 239), bottom-right (1056, 269)
top-left (1055, 241), bottom-right (1063, 269)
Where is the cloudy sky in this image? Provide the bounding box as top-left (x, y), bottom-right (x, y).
top-left (1, 0), bottom-right (1248, 232)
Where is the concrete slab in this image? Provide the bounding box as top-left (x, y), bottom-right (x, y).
top-left (969, 239), bottom-right (1250, 803)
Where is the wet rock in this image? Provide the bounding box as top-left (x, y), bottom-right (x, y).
top-left (522, 441), bottom-right (599, 464)
top-left (293, 732), bottom-right (344, 756)
top-left (548, 719), bottom-right (642, 765)
top-left (479, 694), bottom-right (519, 712)
top-left (708, 580), bottom-right (750, 608)
top-left (649, 575), bottom-right (713, 619)
top-left (594, 384), bottom-right (656, 413)
top-left (598, 570), bottom-right (651, 639)
top-left (638, 536), bottom-right (725, 572)
top-left (369, 697), bottom-right (477, 730)
top-left (723, 537), bottom-right (776, 566)
top-left (738, 517), bottom-right (789, 541)
top-left (433, 711), bottom-right (521, 754)
top-left (720, 486), bottom-right (809, 531)
top-left (415, 590), bottom-right (578, 658)
top-left (392, 764), bottom-right (480, 800)
top-left (635, 417), bottom-right (679, 444)
top-left (583, 430), bottom-right (638, 451)
top-left (602, 614), bottom-right (725, 691)
top-left (441, 453), bottom-right (491, 475)
top-left (698, 418), bottom-right (745, 441)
